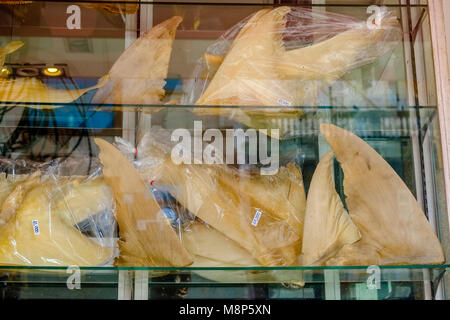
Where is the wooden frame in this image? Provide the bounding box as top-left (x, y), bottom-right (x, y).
top-left (429, 0), bottom-right (450, 232)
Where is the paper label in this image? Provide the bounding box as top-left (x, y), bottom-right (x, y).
top-left (251, 210), bottom-right (263, 227)
top-left (32, 220), bottom-right (40, 235)
top-left (277, 98), bottom-right (292, 106)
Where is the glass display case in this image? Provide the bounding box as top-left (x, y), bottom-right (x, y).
top-left (0, 0), bottom-right (449, 300)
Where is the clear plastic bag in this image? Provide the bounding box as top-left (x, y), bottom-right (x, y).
top-left (0, 157), bottom-right (117, 266)
top-left (186, 6), bottom-right (402, 106)
top-left (183, 6), bottom-right (402, 137)
top-left (115, 128), bottom-right (306, 267)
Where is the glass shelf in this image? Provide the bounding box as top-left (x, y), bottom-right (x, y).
top-left (0, 265), bottom-right (447, 300)
top-left (0, 264), bottom-right (448, 271)
top-left (0, 0), bottom-right (447, 301)
top-left (0, 102), bottom-right (438, 110)
top-left (0, 103), bottom-right (437, 128)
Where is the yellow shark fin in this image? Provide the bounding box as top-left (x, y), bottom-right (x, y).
top-left (95, 138), bottom-right (193, 267)
top-left (0, 182), bottom-right (113, 266)
top-left (280, 14), bottom-right (401, 81)
top-left (0, 75), bottom-right (109, 107)
top-left (320, 123), bottom-right (444, 266)
top-left (91, 16), bottom-right (183, 106)
top-left (301, 151), bottom-right (361, 266)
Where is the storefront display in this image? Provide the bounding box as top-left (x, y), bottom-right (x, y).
top-left (0, 0), bottom-right (448, 300)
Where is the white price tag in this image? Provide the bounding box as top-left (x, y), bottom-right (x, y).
top-left (32, 220), bottom-right (40, 235)
top-left (251, 210), bottom-right (263, 227)
top-left (277, 98), bottom-right (292, 106)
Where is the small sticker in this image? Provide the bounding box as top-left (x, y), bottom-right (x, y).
top-left (277, 98), bottom-right (292, 106)
top-left (32, 220), bottom-right (40, 235)
top-left (251, 210), bottom-right (263, 227)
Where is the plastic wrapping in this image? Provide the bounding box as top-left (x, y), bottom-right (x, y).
top-left (113, 128), bottom-right (307, 268)
top-left (91, 16), bottom-right (183, 109)
top-left (0, 4), bottom-right (442, 273)
top-left (0, 15), bottom-right (181, 109)
top-left (95, 137), bottom-right (193, 267)
top-left (111, 122), bottom-right (445, 269)
top-left (0, 157), bottom-right (117, 266)
top-left (183, 6), bottom-right (402, 136)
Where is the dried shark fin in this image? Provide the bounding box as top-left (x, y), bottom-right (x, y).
top-left (184, 221), bottom-right (305, 284)
top-left (193, 7), bottom-right (401, 138)
top-left (0, 41), bottom-right (24, 68)
top-left (0, 174), bottom-right (19, 207)
top-left (196, 7), bottom-right (400, 106)
top-left (0, 75), bottom-right (109, 107)
top-left (0, 184), bottom-right (113, 266)
top-left (121, 131), bottom-right (302, 266)
top-left (301, 151), bottom-right (360, 266)
top-left (194, 7), bottom-right (302, 138)
top-left (320, 123), bottom-right (445, 266)
top-left (195, 7), bottom-right (292, 107)
top-left (91, 16), bottom-right (183, 109)
top-left (0, 40), bottom-right (109, 106)
top-left (0, 170), bottom-right (40, 227)
top-left (52, 176), bottom-right (114, 227)
top-left (216, 163), bottom-right (306, 236)
top-left (157, 160), bottom-right (301, 266)
top-left (280, 10), bottom-right (402, 82)
top-left (182, 221), bottom-right (259, 267)
top-left (94, 138), bottom-right (193, 267)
